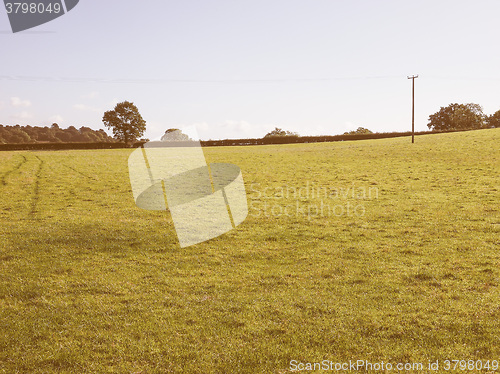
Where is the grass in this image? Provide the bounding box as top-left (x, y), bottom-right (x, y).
top-left (0, 128), bottom-right (499, 373)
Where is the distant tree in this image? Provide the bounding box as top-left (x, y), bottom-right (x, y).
top-left (35, 127), bottom-right (52, 142)
top-left (428, 103), bottom-right (486, 131)
top-left (264, 127), bottom-right (299, 138)
top-left (87, 132), bottom-right (101, 142)
top-left (23, 125), bottom-right (35, 140)
top-left (4, 127), bottom-right (31, 143)
top-left (76, 130), bottom-right (92, 142)
top-left (102, 101), bottom-right (146, 145)
top-left (486, 110), bottom-right (500, 128)
top-left (63, 126), bottom-right (79, 142)
top-left (56, 129), bottom-right (72, 142)
top-left (79, 126), bottom-right (94, 133)
top-left (96, 129), bottom-right (116, 142)
top-left (161, 128), bottom-right (192, 141)
top-left (344, 127), bottom-right (373, 135)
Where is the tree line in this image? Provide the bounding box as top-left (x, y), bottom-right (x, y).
top-left (259, 104), bottom-right (500, 140)
top-left (0, 123), bottom-right (115, 144)
top-left (263, 127), bottom-right (373, 138)
top-left (427, 103), bottom-right (500, 131)
top-left (1, 100), bottom-right (498, 146)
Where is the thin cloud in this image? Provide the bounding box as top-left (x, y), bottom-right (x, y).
top-left (10, 97), bottom-right (31, 107)
top-left (10, 111), bottom-right (34, 123)
top-left (221, 120), bottom-right (275, 138)
top-left (49, 115), bottom-right (64, 123)
top-left (73, 103), bottom-right (100, 112)
top-left (82, 91), bottom-right (99, 99)
top-left (196, 120), bottom-right (276, 140)
top-left (109, 98), bottom-right (121, 107)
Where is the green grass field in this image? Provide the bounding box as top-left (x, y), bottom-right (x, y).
top-left (0, 129), bottom-right (499, 373)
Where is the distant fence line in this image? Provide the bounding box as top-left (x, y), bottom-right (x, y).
top-left (143, 128), bottom-right (476, 147)
top-left (199, 130), bottom-right (426, 147)
top-left (0, 128), bottom-right (476, 151)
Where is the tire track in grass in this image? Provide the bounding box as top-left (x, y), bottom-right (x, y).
top-left (62, 164), bottom-right (98, 181)
top-left (30, 156), bottom-right (44, 215)
top-left (0, 154), bottom-right (27, 186)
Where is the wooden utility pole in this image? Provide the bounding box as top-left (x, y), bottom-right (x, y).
top-left (407, 75), bottom-right (418, 143)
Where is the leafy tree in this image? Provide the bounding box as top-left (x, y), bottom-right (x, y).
top-left (161, 128), bottom-right (192, 141)
top-left (102, 101), bottom-right (146, 145)
top-left (427, 103), bottom-right (486, 131)
top-left (486, 110), bottom-right (500, 128)
top-left (64, 126), bottom-right (80, 142)
top-left (344, 127), bottom-right (373, 135)
top-left (5, 127), bottom-right (31, 143)
top-left (56, 129), bottom-right (72, 142)
top-left (86, 132), bottom-right (101, 142)
top-left (264, 127), bottom-right (299, 138)
top-left (96, 129), bottom-right (109, 142)
top-left (35, 127), bottom-right (53, 142)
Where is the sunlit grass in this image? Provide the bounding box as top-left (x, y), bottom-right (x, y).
top-left (0, 129), bottom-right (499, 373)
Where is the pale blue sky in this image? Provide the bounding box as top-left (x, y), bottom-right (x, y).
top-left (1, 0), bottom-right (499, 140)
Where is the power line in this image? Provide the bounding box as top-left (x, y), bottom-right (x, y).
top-left (0, 74), bottom-right (406, 84)
top-left (2, 73), bottom-right (500, 84)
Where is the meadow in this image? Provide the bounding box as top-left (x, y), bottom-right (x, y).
top-left (0, 128), bottom-right (499, 373)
